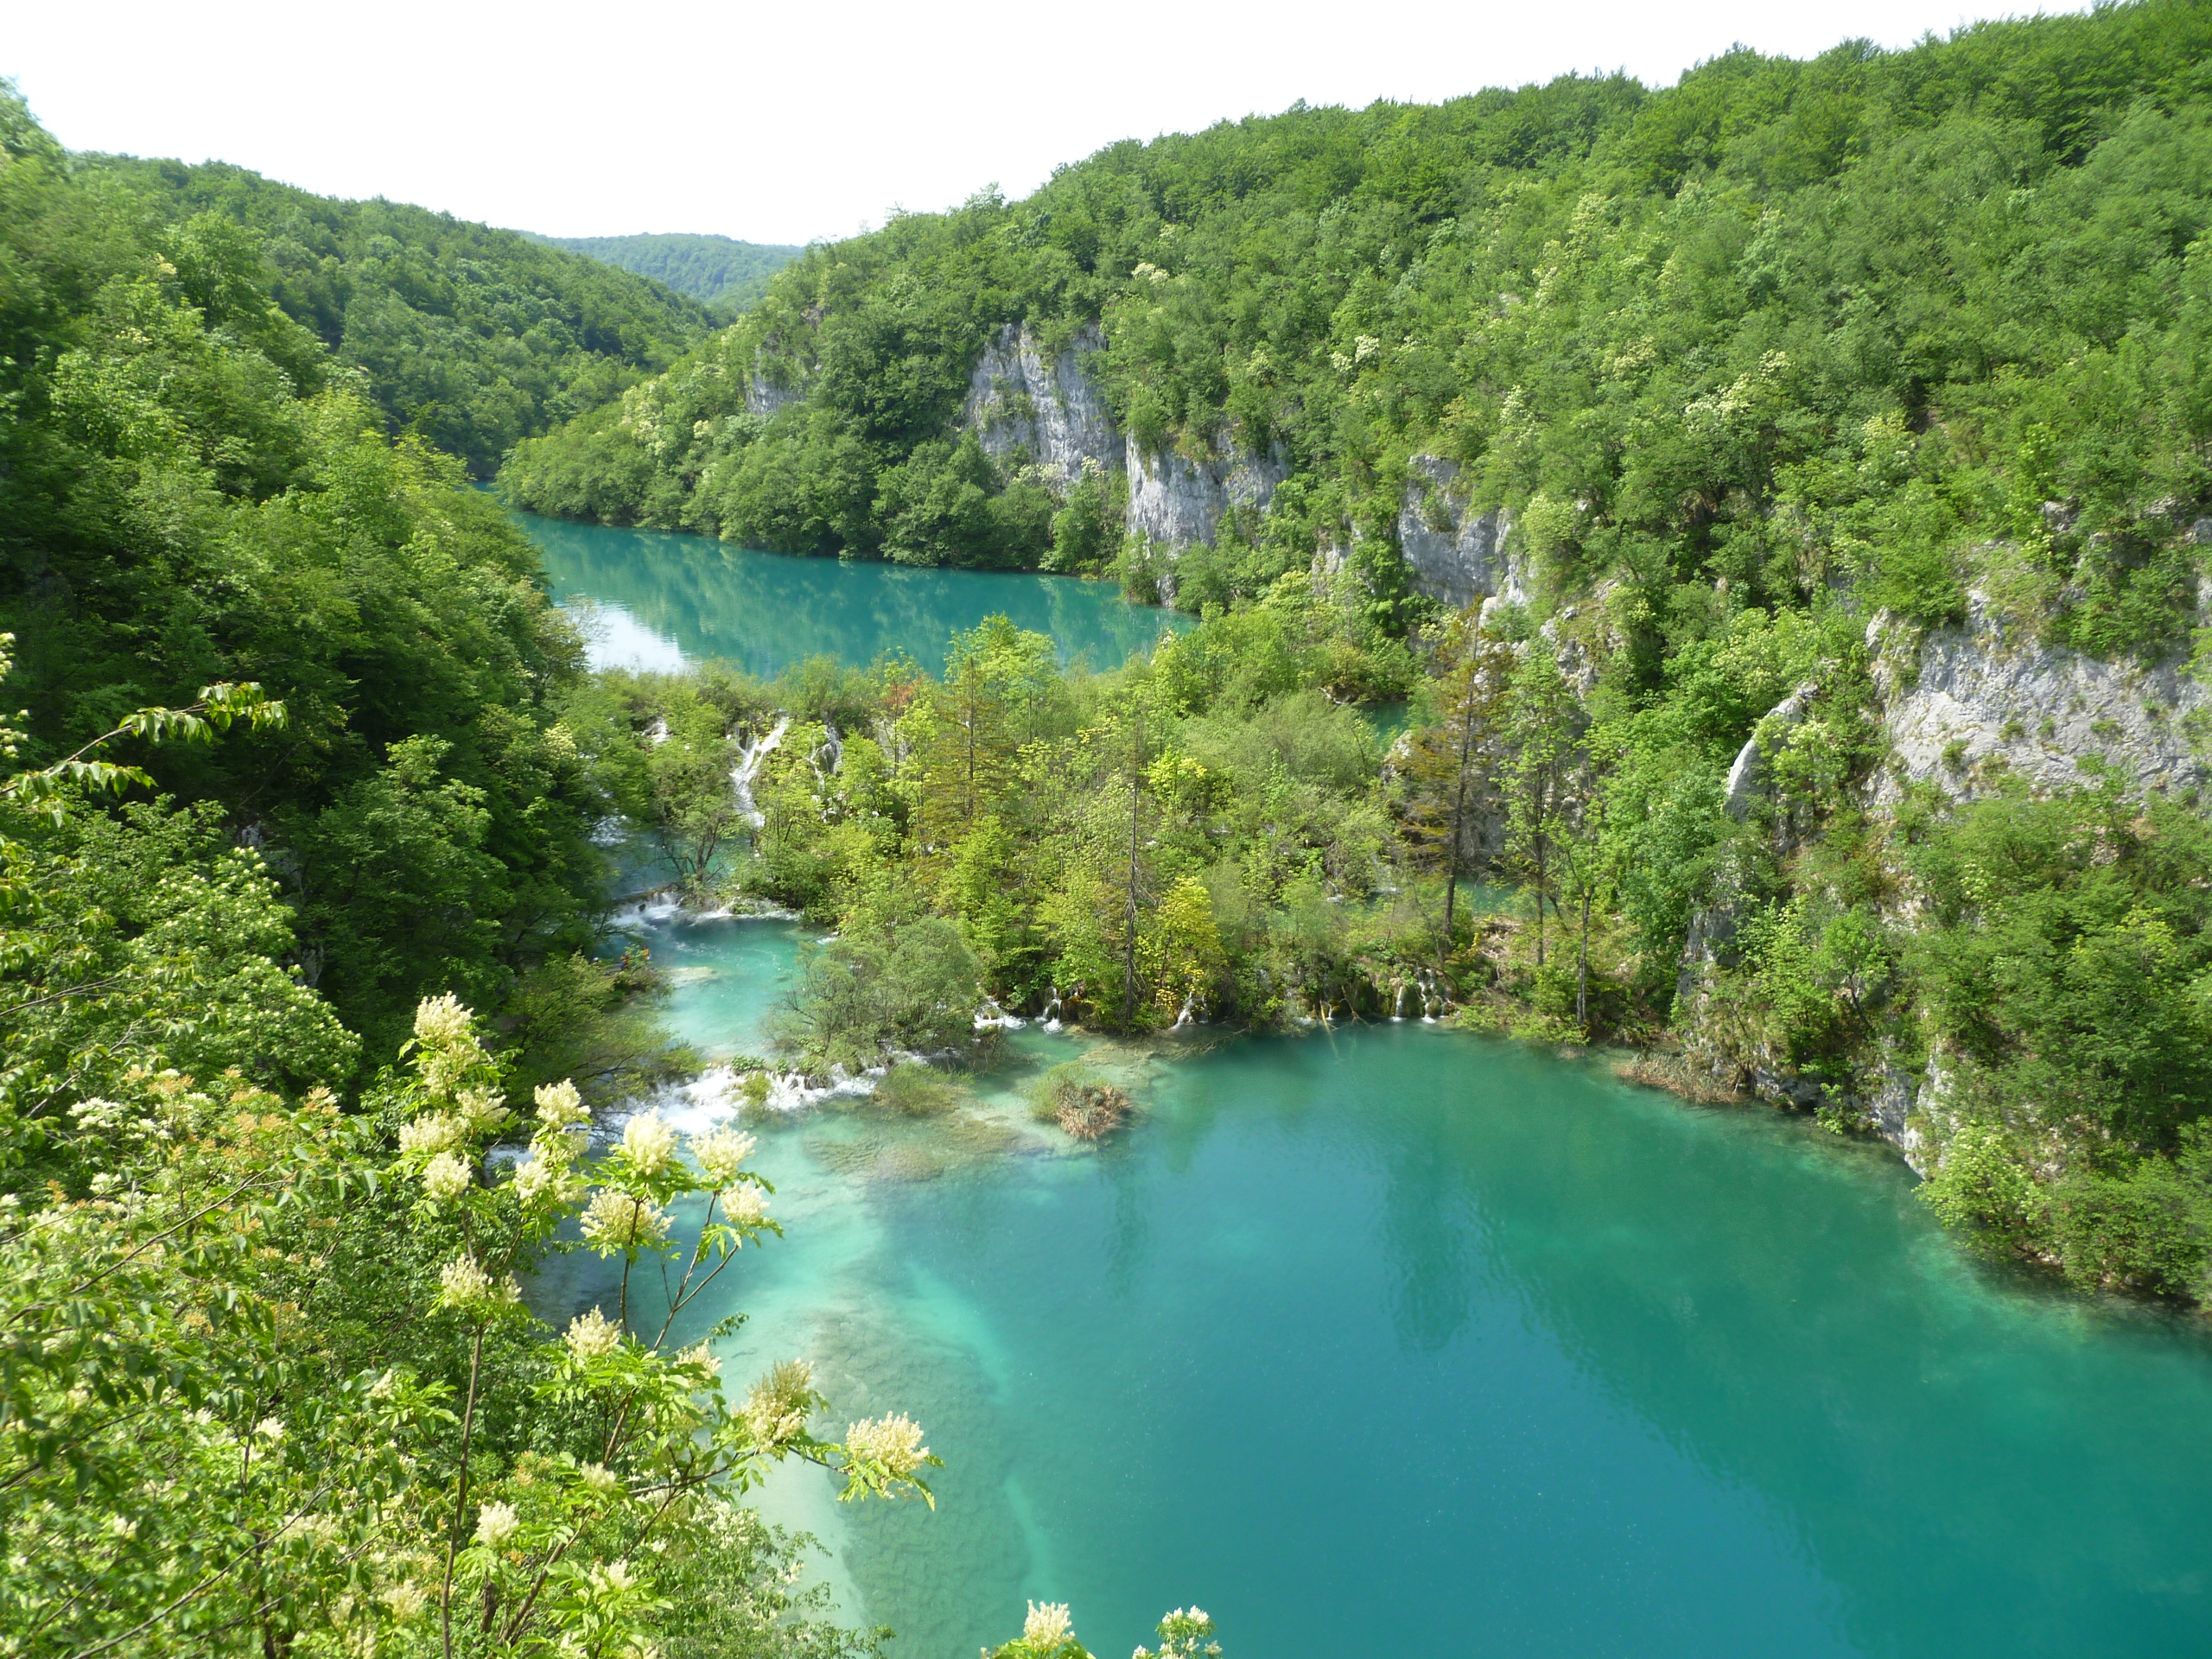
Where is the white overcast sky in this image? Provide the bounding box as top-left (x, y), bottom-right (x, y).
top-left (8, 0), bottom-right (2081, 247)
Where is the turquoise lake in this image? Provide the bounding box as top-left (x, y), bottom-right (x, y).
top-left (521, 512), bottom-right (1187, 676)
top-left (520, 514), bottom-right (2212, 1659)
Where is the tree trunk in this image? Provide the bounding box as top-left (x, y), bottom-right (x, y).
top-left (1577, 886), bottom-right (1591, 1029)
top-left (1533, 821), bottom-right (1548, 969)
top-left (1122, 711), bottom-right (1142, 1032)
top-left (1443, 702), bottom-right (1476, 957)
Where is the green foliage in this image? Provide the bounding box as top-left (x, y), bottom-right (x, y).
top-left (0, 86), bottom-right (651, 1077)
top-left (508, 3), bottom-right (2212, 660)
top-left (531, 232), bottom-right (804, 315)
top-left (0, 660), bottom-right (935, 1655)
top-left (96, 156), bottom-right (715, 474)
top-left (771, 913), bottom-right (984, 1073)
top-left (1907, 784), bottom-right (2212, 1148)
top-left (873, 1060), bottom-right (959, 1116)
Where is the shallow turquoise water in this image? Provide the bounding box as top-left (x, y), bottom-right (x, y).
top-left (518, 512), bottom-right (1187, 676)
top-left (561, 916), bottom-right (2212, 1659)
top-left (537, 528), bottom-right (2212, 1656)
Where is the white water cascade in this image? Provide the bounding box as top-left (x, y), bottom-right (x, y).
top-left (729, 716), bottom-right (790, 827)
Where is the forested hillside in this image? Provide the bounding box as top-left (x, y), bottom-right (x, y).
top-left (507, 0), bottom-right (2212, 1304)
top-left (531, 231), bottom-right (804, 313)
top-left (12, 3), bottom-right (2212, 1648)
top-left (504, 0), bottom-right (2212, 657)
top-left (92, 156), bottom-right (714, 472)
top-left (0, 80), bottom-right (971, 1657)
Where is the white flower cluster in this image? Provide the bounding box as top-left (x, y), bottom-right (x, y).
top-left (534, 1078), bottom-right (588, 1129)
top-left (412, 993), bottom-right (474, 1049)
top-left (580, 1188), bottom-right (669, 1255)
top-left (474, 1501), bottom-right (520, 1549)
top-left (436, 1255), bottom-right (519, 1319)
top-left (677, 1340), bottom-right (721, 1380)
top-left (412, 994), bottom-right (492, 1102)
top-left (721, 1184), bottom-right (769, 1230)
top-left (456, 1085), bottom-right (510, 1135)
top-left (1132, 1608), bottom-right (1219, 1659)
top-left (578, 1460), bottom-right (623, 1496)
top-left (419, 1151), bottom-right (472, 1205)
top-left (1024, 1601), bottom-right (1074, 1647)
top-left (381, 1581), bottom-right (429, 1622)
top-left (511, 1154), bottom-right (579, 1210)
top-left (692, 1124), bottom-right (756, 1186)
top-left (620, 1111), bottom-right (677, 1177)
top-left (844, 1412), bottom-right (929, 1481)
top-left (397, 1113), bottom-right (462, 1159)
top-left (506, 1077), bottom-right (590, 1213)
top-left (564, 1306), bottom-right (622, 1363)
top-left (742, 1359), bottom-right (815, 1450)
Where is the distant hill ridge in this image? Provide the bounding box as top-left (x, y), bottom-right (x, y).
top-left (528, 232), bottom-right (804, 313)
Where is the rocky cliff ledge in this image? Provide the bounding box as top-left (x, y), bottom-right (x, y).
top-left (1397, 455), bottom-right (1520, 609)
top-left (963, 323), bottom-right (1121, 488)
top-left (1125, 434), bottom-right (1287, 552)
top-left (1870, 594), bottom-right (2209, 804)
top-left (1678, 593), bottom-right (2210, 1159)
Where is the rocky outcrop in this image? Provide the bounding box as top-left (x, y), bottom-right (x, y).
top-left (1871, 594), bottom-right (2210, 805)
top-left (1720, 683), bottom-right (1820, 818)
top-left (959, 321), bottom-right (1290, 564)
top-left (1126, 434), bottom-right (1287, 552)
top-left (1677, 595), bottom-right (2212, 1160)
top-left (1397, 455), bottom-right (1523, 609)
top-left (961, 322), bottom-right (1122, 488)
top-left (745, 372), bottom-right (804, 420)
top-left (1675, 683), bottom-right (1833, 1114)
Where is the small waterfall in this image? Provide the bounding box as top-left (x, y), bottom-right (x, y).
top-left (729, 716), bottom-right (790, 828)
top-left (1171, 992), bottom-right (1198, 1030)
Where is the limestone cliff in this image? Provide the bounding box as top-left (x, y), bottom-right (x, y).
top-left (744, 372), bottom-right (804, 420)
top-left (1125, 434), bottom-right (1287, 552)
top-left (962, 322), bottom-right (1121, 488)
top-left (961, 323), bottom-right (1293, 565)
top-left (1397, 455), bottom-right (1523, 610)
top-left (1677, 594), bottom-right (2210, 1160)
top-left (1868, 594), bottom-right (2209, 804)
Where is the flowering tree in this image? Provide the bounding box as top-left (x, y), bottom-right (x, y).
top-left (1, 974), bottom-right (938, 1658)
top-left (380, 995), bottom-right (941, 1657)
top-left (983, 1601), bottom-right (1224, 1659)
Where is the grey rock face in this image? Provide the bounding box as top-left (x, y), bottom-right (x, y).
top-left (1721, 683), bottom-right (1820, 819)
top-left (1125, 434), bottom-right (1287, 552)
top-left (745, 372), bottom-right (804, 420)
top-left (1397, 455), bottom-right (1518, 608)
top-left (1872, 594), bottom-right (2210, 805)
top-left (961, 323), bottom-right (1122, 488)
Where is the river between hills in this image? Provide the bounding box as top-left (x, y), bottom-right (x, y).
top-left (527, 515), bottom-right (2212, 1659)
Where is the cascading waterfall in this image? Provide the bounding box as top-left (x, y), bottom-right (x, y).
top-left (729, 716), bottom-right (790, 827)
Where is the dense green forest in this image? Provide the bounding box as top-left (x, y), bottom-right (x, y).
top-left (0, 80), bottom-right (1220, 1658)
top-left (504, 0), bottom-right (2212, 658)
top-left (13, 0), bottom-right (2212, 1650)
top-left (92, 156), bottom-right (715, 472)
top-left (0, 84), bottom-right (957, 1656)
top-left (531, 231), bottom-right (805, 314)
top-left (506, 0), bottom-right (2212, 1304)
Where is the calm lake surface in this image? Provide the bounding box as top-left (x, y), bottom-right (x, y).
top-left (521, 515), bottom-right (2212, 1659)
top-left (520, 511), bottom-right (1187, 675)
